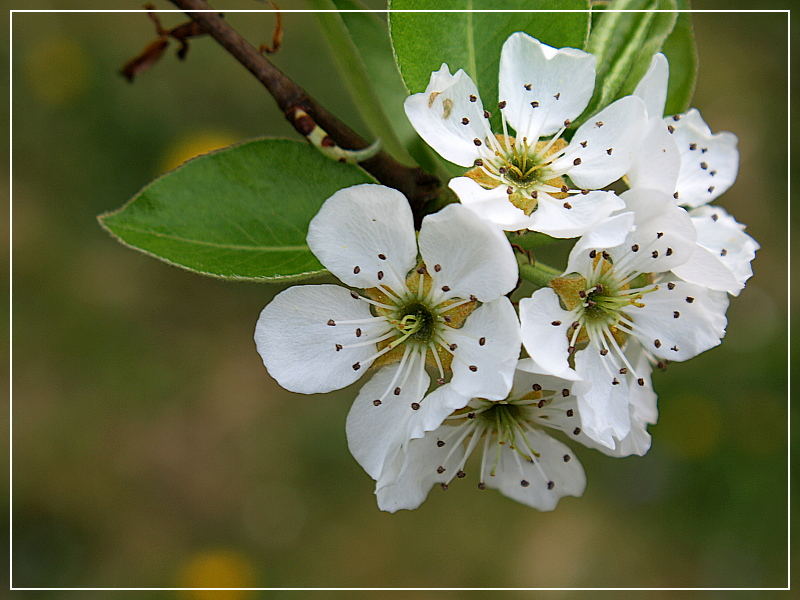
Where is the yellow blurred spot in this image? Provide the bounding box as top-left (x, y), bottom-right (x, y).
top-left (660, 394), bottom-right (721, 458)
top-left (25, 36), bottom-right (89, 106)
top-left (177, 549), bottom-right (256, 598)
top-left (160, 131), bottom-right (239, 172)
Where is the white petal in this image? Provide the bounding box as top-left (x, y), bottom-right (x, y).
top-left (418, 203), bottom-right (518, 301)
top-left (498, 32), bottom-right (596, 139)
top-left (627, 116), bottom-right (681, 194)
top-left (571, 344), bottom-right (656, 457)
top-left (346, 356), bottom-right (432, 479)
top-left (488, 428), bottom-right (586, 511)
top-left (559, 95), bottom-right (648, 189)
top-left (519, 289), bottom-right (579, 381)
top-left (448, 177), bottom-right (532, 231)
top-left (307, 184), bottom-right (417, 290)
top-left (375, 421), bottom-right (465, 512)
top-left (609, 188), bottom-right (697, 274)
top-left (671, 108), bottom-right (739, 207)
top-left (629, 280), bottom-right (729, 361)
top-left (572, 347), bottom-right (632, 447)
top-left (633, 52), bottom-right (669, 118)
top-left (530, 190), bottom-right (624, 238)
top-left (670, 244), bottom-right (741, 295)
top-left (404, 64), bottom-right (491, 167)
top-left (565, 211), bottom-right (636, 275)
top-left (254, 285), bottom-right (383, 394)
top-left (444, 298), bottom-right (521, 400)
top-left (673, 205), bottom-right (759, 295)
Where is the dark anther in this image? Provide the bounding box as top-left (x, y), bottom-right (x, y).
top-left (457, 470), bottom-right (466, 478)
top-left (619, 368), bottom-right (628, 375)
top-left (372, 399), bottom-right (381, 406)
top-left (532, 383), bottom-right (542, 391)
top-left (547, 481), bottom-right (555, 490)
top-left (551, 320), bottom-right (562, 326)
top-left (667, 125), bottom-right (675, 134)
top-left (561, 388), bottom-right (570, 397)
top-left (563, 202), bottom-right (572, 209)
top-left (377, 270), bottom-right (384, 280)
top-left (666, 248), bottom-right (673, 256)
top-left (573, 157), bottom-right (582, 166)
top-left (469, 95), bottom-right (477, 102)
top-left (327, 319), bottom-right (336, 326)
top-left (378, 253), bottom-right (386, 260)
top-left (461, 117), bottom-right (470, 125)
top-left (654, 339), bottom-right (662, 348)
top-left (573, 427), bottom-right (581, 435)
top-left (631, 244), bottom-right (639, 252)
top-left (652, 250), bottom-right (659, 258)
top-left (353, 265), bottom-right (361, 274)
top-left (352, 362), bottom-right (361, 370)
top-left (469, 365), bottom-right (478, 372)
top-left (530, 101), bottom-right (539, 108)
top-left (411, 402), bottom-right (420, 410)
top-left (479, 337), bottom-right (486, 346)
top-left (599, 349), bottom-right (609, 356)
top-left (686, 296), bottom-right (695, 303)
top-left (498, 100), bottom-right (507, 109)
top-left (637, 378), bottom-right (645, 386)
top-left (394, 387), bottom-right (401, 395)
top-left (595, 121), bottom-right (604, 127)
top-left (563, 454), bottom-right (571, 462)
top-left (441, 285), bottom-right (450, 292)
top-left (355, 328), bottom-right (362, 337)
top-left (473, 138), bottom-right (482, 146)
top-left (566, 409), bottom-right (574, 417)
top-left (437, 440), bottom-right (445, 447)
top-left (437, 465), bottom-right (446, 474)
top-left (335, 344), bottom-right (343, 351)
top-left (478, 482), bottom-right (487, 489)
top-left (434, 264), bottom-right (442, 272)
top-left (520, 480), bottom-right (530, 487)
top-left (449, 343), bottom-right (458, 351)
top-left (667, 282), bottom-right (675, 290)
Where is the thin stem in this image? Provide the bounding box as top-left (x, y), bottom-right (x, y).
top-left (167, 0), bottom-right (439, 220)
top-left (516, 255), bottom-right (561, 289)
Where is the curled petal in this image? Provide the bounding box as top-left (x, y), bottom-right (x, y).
top-left (404, 64), bottom-right (490, 167)
top-left (633, 52), bottom-right (669, 118)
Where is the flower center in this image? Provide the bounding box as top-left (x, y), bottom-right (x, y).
top-left (431, 385), bottom-right (575, 491)
top-left (394, 301), bottom-right (436, 343)
top-left (464, 135), bottom-right (570, 215)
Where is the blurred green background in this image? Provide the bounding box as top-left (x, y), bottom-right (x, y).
top-left (7, 0), bottom-right (789, 592)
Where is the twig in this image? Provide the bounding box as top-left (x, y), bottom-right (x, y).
top-left (166, 0), bottom-right (440, 221)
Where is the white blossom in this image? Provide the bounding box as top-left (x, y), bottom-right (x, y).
top-left (519, 189), bottom-right (729, 447)
top-left (404, 32), bottom-right (647, 237)
top-left (255, 184), bottom-right (521, 480)
top-left (360, 363), bottom-right (655, 513)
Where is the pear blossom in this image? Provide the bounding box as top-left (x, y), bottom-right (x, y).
top-left (355, 363), bottom-right (655, 513)
top-left (519, 188), bottom-right (729, 447)
top-left (255, 184), bottom-right (521, 480)
top-left (629, 53), bottom-right (758, 295)
top-left (404, 32), bottom-right (647, 237)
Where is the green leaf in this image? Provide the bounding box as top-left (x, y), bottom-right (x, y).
top-left (389, 0), bottom-right (591, 109)
top-left (309, 0), bottom-right (416, 165)
top-left (661, 0), bottom-right (698, 115)
top-left (98, 139), bottom-right (374, 282)
top-left (581, 0), bottom-right (677, 122)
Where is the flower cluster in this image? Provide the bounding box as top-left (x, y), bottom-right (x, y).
top-left (255, 33), bottom-right (757, 512)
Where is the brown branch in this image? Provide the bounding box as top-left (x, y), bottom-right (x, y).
top-left (167, 0), bottom-right (440, 220)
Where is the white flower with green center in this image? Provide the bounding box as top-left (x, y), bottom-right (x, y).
top-left (255, 184), bottom-right (521, 479)
top-left (404, 32), bottom-right (648, 237)
top-left (519, 189), bottom-right (729, 447)
top-left (353, 364), bottom-right (655, 513)
top-left (628, 53), bottom-right (759, 295)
